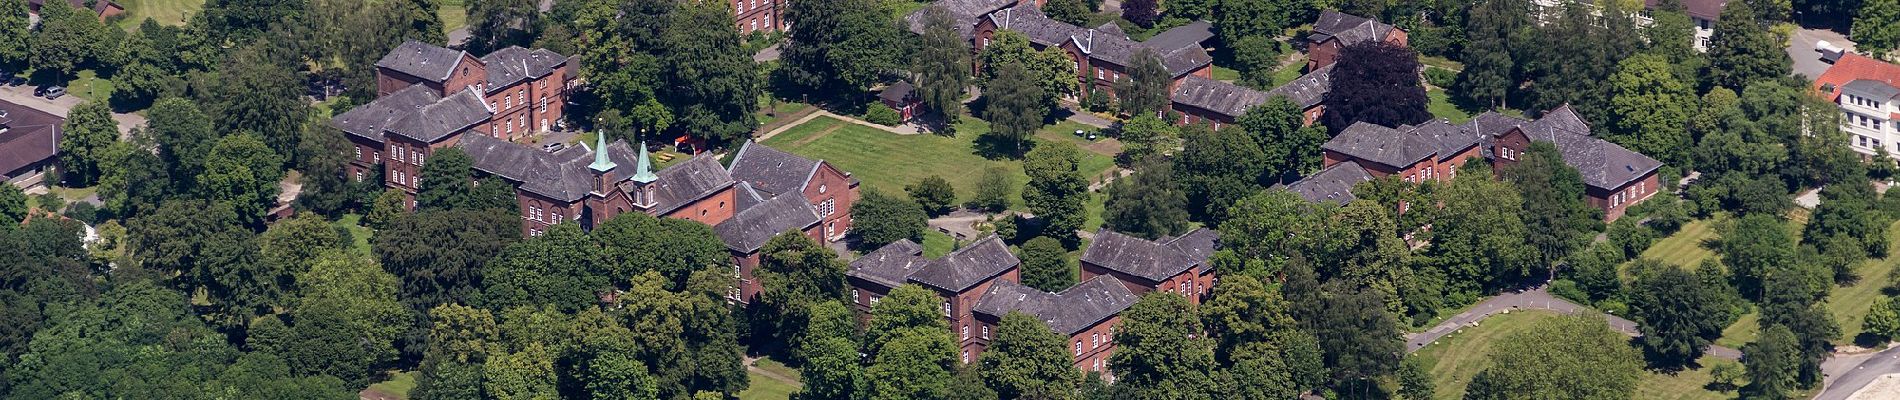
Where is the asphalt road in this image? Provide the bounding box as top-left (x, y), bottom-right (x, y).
top-left (1818, 345), bottom-right (1900, 400)
top-left (1789, 28), bottom-right (1853, 81)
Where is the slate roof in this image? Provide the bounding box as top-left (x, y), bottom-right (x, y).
top-left (1080, 229), bottom-right (1202, 282)
top-left (1513, 119), bottom-right (1664, 191)
top-left (1280, 161), bottom-right (1374, 205)
top-left (1321, 122), bottom-right (1438, 169)
top-left (1409, 119), bottom-right (1485, 161)
top-left (987, 6), bottom-right (1212, 77)
top-left (330, 85), bottom-right (444, 143)
top-left (0, 100), bottom-right (61, 177)
top-left (1532, 104), bottom-right (1593, 136)
top-left (1163, 228), bottom-right (1219, 274)
top-left (972, 276), bottom-right (1139, 335)
top-left (633, 154), bottom-right (738, 216)
top-left (1264, 64), bottom-right (1334, 109)
top-left (384, 88), bottom-right (493, 143)
top-left (1307, 10), bottom-right (1397, 47)
top-left (1143, 21), bottom-right (1215, 54)
top-left (848, 239), bottom-right (930, 289)
top-left (30, 0), bottom-right (119, 15)
top-left (727, 141), bottom-right (820, 198)
top-left (905, 0), bottom-right (1019, 37)
top-left (880, 81), bottom-right (916, 104)
top-left (1464, 111), bottom-right (1530, 138)
top-left (987, 6), bottom-right (1082, 47)
top-left (734, 181), bottom-right (767, 211)
top-left (480, 46), bottom-right (569, 92)
top-left (909, 236), bottom-right (1021, 292)
top-left (376, 40), bottom-right (466, 83)
top-left (1170, 75), bottom-right (1271, 117)
top-left (713, 193), bottom-right (822, 254)
top-left (459, 134), bottom-right (594, 201)
top-left (1845, 79), bottom-right (1900, 101)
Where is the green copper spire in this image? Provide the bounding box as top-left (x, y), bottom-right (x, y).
top-left (629, 131), bottom-right (659, 184)
top-left (588, 131), bottom-right (618, 173)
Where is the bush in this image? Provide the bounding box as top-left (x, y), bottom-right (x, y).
top-left (865, 103), bottom-right (902, 126)
top-left (35, 192), bottom-right (64, 213)
top-left (967, 166), bottom-right (1013, 212)
top-left (1424, 67), bottom-right (1458, 89)
top-left (63, 201), bottom-right (98, 224)
top-left (905, 176), bottom-right (958, 217)
top-left (1550, 279), bottom-right (1589, 304)
top-left (1085, 88), bottom-right (1113, 113)
top-left (1606, 218), bottom-right (1657, 259)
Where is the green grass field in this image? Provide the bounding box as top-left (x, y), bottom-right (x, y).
top-left (1427, 89), bottom-right (1473, 123)
top-left (922, 229), bottom-right (955, 258)
top-left (439, 0), bottom-right (467, 36)
top-left (115, 0), bottom-right (204, 29)
top-left (68, 70), bottom-right (113, 103)
top-left (366, 371), bottom-right (418, 400)
top-left (1267, 59), bottom-right (1306, 88)
top-left (333, 214), bottom-right (375, 256)
top-left (1638, 217), bottom-right (1725, 268)
top-left (1212, 65), bottom-right (1240, 82)
top-left (1415, 310), bottom-right (1730, 400)
top-left (760, 116), bottom-right (1114, 210)
top-left (1717, 219), bottom-right (1900, 349)
top-left (739, 358), bottom-right (802, 400)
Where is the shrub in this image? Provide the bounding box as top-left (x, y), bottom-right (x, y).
top-left (35, 192), bottom-right (64, 213)
top-left (1424, 67), bottom-right (1458, 89)
top-left (905, 176), bottom-right (958, 217)
top-left (63, 201), bottom-right (98, 224)
top-left (967, 166), bottom-right (1013, 212)
top-left (1549, 279), bottom-right (1589, 304)
top-left (1085, 88), bottom-right (1113, 113)
top-left (1606, 218), bottom-right (1657, 259)
top-left (865, 103), bottom-right (902, 126)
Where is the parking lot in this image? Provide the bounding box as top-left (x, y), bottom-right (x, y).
top-left (0, 80), bottom-right (146, 137)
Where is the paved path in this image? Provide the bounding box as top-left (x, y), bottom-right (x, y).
top-left (1064, 109), bottom-right (1115, 129)
top-left (753, 44), bottom-right (781, 63)
top-left (0, 84), bottom-right (144, 136)
top-left (756, 109), bottom-right (926, 141)
top-left (1818, 345), bottom-right (1900, 400)
top-left (1404, 287), bottom-right (1741, 361)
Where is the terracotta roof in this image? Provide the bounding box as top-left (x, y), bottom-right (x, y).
top-left (713, 193), bottom-right (822, 254)
top-left (848, 239), bottom-right (929, 289)
top-left (908, 235), bottom-right (1021, 292)
top-left (1079, 229), bottom-right (1211, 282)
top-left (375, 40), bottom-right (466, 82)
top-left (1279, 161), bottom-right (1373, 205)
top-left (727, 141), bottom-right (820, 198)
top-left (972, 276), bottom-right (1138, 335)
top-left (0, 100), bottom-right (61, 177)
top-left (1815, 53), bottom-right (1900, 102)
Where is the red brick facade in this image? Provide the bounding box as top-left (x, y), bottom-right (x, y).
top-left (1306, 29), bottom-right (1409, 71)
top-left (731, 0), bottom-right (783, 34)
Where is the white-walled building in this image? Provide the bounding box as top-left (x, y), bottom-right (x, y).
top-left (1814, 53), bottom-right (1900, 157)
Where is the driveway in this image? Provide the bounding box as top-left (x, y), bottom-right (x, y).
top-left (1789, 28), bottom-right (1853, 81)
top-left (1817, 345), bottom-right (1900, 400)
top-left (0, 83), bottom-right (146, 136)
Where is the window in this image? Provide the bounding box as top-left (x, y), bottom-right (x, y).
top-left (853, 289), bottom-right (861, 304)
top-left (355, 146), bottom-right (362, 160)
top-left (552, 213), bottom-right (563, 224)
top-left (942, 301), bottom-right (951, 316)
top-left (531, 206), bottom-right (543, 221)
top-left (821, 199), bottom-right (836, 216)
top-left (1096, 69), bottom-right (1103, 80)
top-left (415, 151), bottom-right (424, 166)
top-left (354, 170), bottom-right (363, 181)
top-left (962, 325), bottom-right (969, 339)
top-left (1093, 359), bottom-right (1101, 371)
top-left (1091, 333), bottom-right (1100, 348)
top-left (818, 184), bottom-right (827, 194)
top-left (870, 295), bottom-right (881, 305)
top-left (962, 350), bottom-right (970, 364)
top-left (981, 325), bottom-right (990, 339)
top-left (1074, 341), bottom-right (1082, 356)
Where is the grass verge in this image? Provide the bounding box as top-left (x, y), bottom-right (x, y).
top-left (114, 0), bottom-right (204, 29)
top-left (760, 116), bottom-right (1114, 209)
top-left (366, 371), bottom-right (418, 400)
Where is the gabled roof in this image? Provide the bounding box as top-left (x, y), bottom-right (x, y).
top-left (480, 46), bottom-right (569, 92)
top-left (1279, 161), bottom-right (1373, 205)
top-left (330, 84), bottom-right (443, 143)
top-left (909, 236), bottom-right (1021, 292)
top-left (1321, 122), bottom-right (1438, 169)
top-left (459, 134), bottom-right (607, 202)
top-left (1080, 229), bottom-right (1202, 282)
top-left (1162, 228), bottom-right (1219, 274)
top-left (1143, 21), bottom-right (1214, 54)
top-left (1409, 119), bottom-right (1484, 161)
top-left (989, 6), bottom-right (1084, 47)
top-left (987, 6), bottom-right (1211, 76)
top-left (375, 40), bottom-right (466, 83)
top-left (0, 100), bottom-right (61, 176)
top-left (713, 193), bottom-right (822, 254)
top-left (727, 141), bottom-right (821, 198)
top-left (880, 81), bottom-right (917, 104)
top-left (848, 239), bottom-right (930, 289)
top-left (385, 88), bottom-right (493, 143)
top-left (1532, 104), bottom-right (1593, 136)
top-left (635, 154), bottom-right (738, 216)
top-left (1170, 75), bottom-right (1271, 117)
top-left (1816, 53), bottom-right (1900, 103)
top-left (1308, 10), bottom-right (1397, 47)
top-left (972, 276), bottom-right (1139, 335)
top-left (1264, 64), bottom-right (1334, 109)
top-left (905, 0), bottom-right (1019, 37)
top-left (1512, 123), bottom-right (1664, 191)
top-left (1463, 111), bottom-right (1530, 138)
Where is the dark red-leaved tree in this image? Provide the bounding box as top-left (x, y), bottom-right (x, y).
top-left (1321, 41), bottom-right (1432, 133)
top-left (1122, 0), bottom-right (1159, 28)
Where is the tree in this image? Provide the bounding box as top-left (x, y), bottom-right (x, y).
top-left (1628, 260), bottom-right (1729, 369)
top-left (591, 210), bottom-right (730, 286)
top-left (793, 335), bottom-right (867, 400)
top-left (1117, 49), bottom-right (1171, 117)
top-left (374, 209), bottom-right (520, 307)
top-left (852, 190), bottom-right (928, 249)
top-left (977, 31), bottom-right (1074, 111)
top-left (1428, 172), bottom-right (1538, 296)
top-left (1707, 0), bottom-right (1791, 91)
top-left (417, 148), bottom-right (476, 211)
top-left (0, 0), bottom-right (27, 67)
top-left (866, 326), bottom-right (958, 400)
top-left (781, 0), bottom-right (904, 99)
top-left (365, 188), bottom-right (407, 229)
top-left (866, 284), bottom-right (947, 356)
top-left (1018, 236), bottom-right (1076, 292)
top-left (1865, 295), bottom-right (1900, 342)
top-left (1239, 96), bottom-right (1327, 182)
top-left (258, 213), bottom-right (344, 296)
top-left (1171, 0), bottom-right (1217, 20)
top-left (1216, 0), bottom-right (1296, 56)
top-left (148, 98), bottom-right (218, 185)
top-left (1607, 53), bottom-right (1696, 168)
top-left (1103, 157), bottom-right (1188, 239)
top-left (479, 224), bottom-right (609, 312)
top-left (1199, 275), bottom-right (1295, 356)
top-left (30, 0), bottom-right (106, 77)
top-left (1517, 0), bottom-right (1637, 119)
top-left (969, 166), bottom-right (1013, 212)
top-left (1174, 123), bottom-right (1267, 224)
top-left (1311, 287), bottom-right (1403, 393)
top-left (979, 312), bottom-right (1080, 400)
top-left (1023, 142), bottom-right (1088, 245)
top-left (0, 182), bottom-right (22, 223)
top-left (1647, 0), bottom-right (1707, 81)
top-left (1218, 191), bottom-right (1326, 279)
top-left (197, 132), bottom-right (284, 225)
top-left (203, 43), bottom-right (311, 158)
top-left (465, 0), bottom-right (537, 54)
top-left (1464, 313), bottom-right (1643, 399)
top-left (907, 176), bottom-right (958, 217)
top-left (914, 7), bottom-right (971, 133)
top-left (1117, 114), bottom-right (1179, 163)
top-left (1043, 0), bottom-right (1092, 25)
top-left (752, 231), bottom-right (849, 350)
top-left (1742, 325), bottom-right (1801, 400)
top-left (984, 61), bottom-right (1047, 155)
top-left (1110, 293), bottom-right (1218, 400)
top-left (58, 101), bottom-right (118, 187)
top-left (1456, 0), bottom-right (1533, 108)
top-left (1397, 357), bottom-right (1435, 400)
top-left (278, 251), bottom-right (408, 384)
top-left (658, 0), bottom-right (759, 145)
top-left (1231, 35), bottom-right (1282, 88)
top-left (1502, 142), bottom-right (1600, 268)
top-left (1854, 0), bottom-right (1900, 55)
top-left (1720, 214), bottom-right (1798, 300)
top-left (1122, 0), bottom-right (1159, 27)
top-left (97, 137), bottom-right (171, 219)
top-left (1322, 41), bottom-right (1431, 132)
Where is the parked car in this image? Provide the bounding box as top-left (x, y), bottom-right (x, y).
top-left (541, 142), bottom-right (565, 152)
top-left (43, 86), bottom-right (65, 99)
top-left (32, 85), bottom-right (45, 96)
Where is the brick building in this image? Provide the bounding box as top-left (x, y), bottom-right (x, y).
top-left (970, 277), bottom-right (1138, 373)
top-left (1169, 65), bottom-right (1333, 129)
top-left (1304, 11), bottom-right (1408, 71)
top-left (1487, 107), bottom-right (1663, 221)
top-left (1321, 120), bottom-right (1488, 185)
top-left (846, 236), bottom-right (1024, 359)
top-left (731, 0), bottom-right (785, 34)
top-left (1078, 229), bottom-right (1219, 305)
top-left (372, 40), bottom-right (572, 142)
top-left (726, 141), bottom-right (859, 241)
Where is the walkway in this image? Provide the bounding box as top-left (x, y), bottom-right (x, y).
top-left (756, 109), bottom-right (926, 141)
top-left (1404, 286), bottom-right (1742, 361)
top-left (1818, 344), bottom-right (1900, 400)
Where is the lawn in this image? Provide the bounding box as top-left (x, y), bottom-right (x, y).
top-left (739, 358), bottom-right (802, 400)
top-left (760, 116), bottom-right (1115, 209)
top-left (439, 0), bottom-right (467, 36)
top-left (1212, 65), bottom-right (1240, 82)
top-left (1637, 216), bottom-right (1724, 268)
top-left (333, 214), bottom-right (374, 256)
top-left (1415, 310), bottom-right (1731, 400)
top-left (1267, 58), bottom-right (1306, 88)
top-left (366, 371), bottom-right (418, 400)
top-left (922, 229), bottom-right (955, 258)
top-left (1717, 219), bottom-right (1900, 349)
top-left (1427, 89), bottom-right (1472, 124)
top-left (68, 70), bottom-right (113, 103)
top-left (115, 0), bottom-right (204, 29)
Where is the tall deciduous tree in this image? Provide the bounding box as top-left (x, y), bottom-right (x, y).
top-left (204, 43), bottom-right (311, 159)
top-left (978, 312), bottom-right (1081, 400)
top-left (1854, 0), bottom-right (1900, 55)
top-left (1608, 53), bottom-right (1696, 168)
top-left (866, 325), bottom-right (958, 400)
top-left (865, 284), bottom-right (947, 356)
top-left (1043, 0), bottom-right (1092, 25)
top-left (1018, 236), bottom-right (1076, 292)
top-left (914, 7), bottom-right (971, 133)
top-left (1502, 142), bottom-right (1599, 268)
top-left (906, 175), bottom-right (958, 217)
top-left (1322, 41), bottom-right (1431, 132)
top-left (479, 223), bottom-right (608, 312)
top-left (1122, 0), bottom-right (1159, 27)
top-left (1174, 123), bottom-right (1266, 224)
top-left (1312, 286), bottom-right (1403, 393)
top-left (465, 0), bottom-right (537, 55)
top-left (1023, 142), bottom-right (1088, 245)
top-left (276, 251), bottom-right (408, 385)
top-left (1103, 157), bottom-right (1188, 239)
top-left (1707, 0), bottom-right (1791, 91)
top-left (1117, 49), bottom-right (1171, 117)
top-left (197, 132), bottom-right (284, 225)
top-left (0, 0), bottom-right (28, 67)
top-left (1117, 114), bottom-right (1179, 163)
top-left (1464, 313), bottom-right (1643, 399)
top-left (417, 148), bottom-right (476, 211)
top-left (57, 101), bottom-right (118, 187)
top-left (374, 209), bottom-right (520, 308)
top-left (658, 1), bottom-right (758, 145)
top-left (1742, 325), bottom-right (1801, 400)
top-left (1429, 171), bottom-right (1538, 296)
top-left (30, 0), bottom-right (106, 77)
top-left (1110, 293), bottom-right (1218, 399)
top-left (592, 211), bottom-right (729, 287)
top-left (781, 0), bottom-right (904, 99)
top-left (753, 231), bottom-right (848, 350)
top-left (1627, 260), bottom-right (1730, 369)
top-left (1239, 96), bottom-right (1328, 182)
top-left (984, 61), bottom-right (1047, 155)
top-left (852, 189), bottom-right (928, 249)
